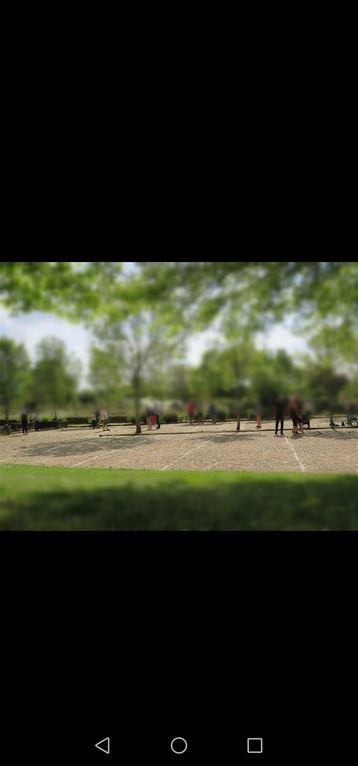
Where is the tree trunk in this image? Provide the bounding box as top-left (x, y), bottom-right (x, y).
top-left (133, 377), bottom-right (142, 434)
top-left (234, 369), bottom-right (240, 432)
top-left (329, 393), bottom-right (334, 427)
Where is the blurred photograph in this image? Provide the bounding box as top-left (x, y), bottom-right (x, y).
top-left (0, 261), bottom-right (357, 531)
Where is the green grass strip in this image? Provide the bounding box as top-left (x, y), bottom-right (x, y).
top-left (1, 465), bottom-right (357, 531)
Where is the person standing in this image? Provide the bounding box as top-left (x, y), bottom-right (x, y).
top-left (154, 403), bottom-right (161, 430)
top-left (102, 409), bottom-right (109, 431)
top-left (91, 412), bottom-right (96, 429)
top-left (274, 396), bottom-right (286, 436)
top-left (95, 409), bottom-right (101, 428)
top-left (21, 409), bottom-right (28, 435)
top-left (255, 400), bottom-right (262, 429)
top-left (197, 403), bottom-right (203, 425)
top-left (187, 402), bottom-right (195, 426)
top-left (146, 406), bottom-right (153, 431)
top-left (209, 403), bottom-right (217, 425)
top-left (34, 412), bottom-right (40, 432)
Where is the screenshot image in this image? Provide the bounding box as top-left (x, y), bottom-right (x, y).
top-left (0, 261), bottom-right (357, 532)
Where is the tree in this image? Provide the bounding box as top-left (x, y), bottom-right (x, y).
top-left (31, 338), bottom-right (81, 418)
top-left (88, 346), bottom-right (124, 410)
top-left (189, 340), bottom-right (257, 430)
top-left (0, 262), bottom-right (124, 318)
top-left (168, 364), bottom-right (191, 402)
top-left (0, 338), bottom-right (30, 421)
top-left (137, 262), bottom-right (357, 345)
top-left (305, 326), bottom-right (355, 426)
top-left (93, 311), bottom-right (181, 434)
top-left (139, 261), bottom-right (358, 426)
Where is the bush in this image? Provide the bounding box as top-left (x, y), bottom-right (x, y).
top-left (217, 409), bottom-right (227, 422)
top-left (41, 417), bottom-right (50, 422)
top-left (162, 413), bottom-right (179, 424)
top-left (127, 414), bottom-right (148, 425)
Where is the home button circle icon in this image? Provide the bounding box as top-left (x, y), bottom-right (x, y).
top-left (170, 737), bottom-right (188, 754)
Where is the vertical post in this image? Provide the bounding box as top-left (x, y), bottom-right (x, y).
top-left (133, 376), bottom-right (142, 435)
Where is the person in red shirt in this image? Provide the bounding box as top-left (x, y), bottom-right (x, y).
top-left (187, 402), bottom-right (195, 426)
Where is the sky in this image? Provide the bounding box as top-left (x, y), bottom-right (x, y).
top-left (0, 307), bottom-right (308, 387)
top-left (0, 262), bottom-right (308, 388)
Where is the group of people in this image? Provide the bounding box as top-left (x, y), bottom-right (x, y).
top-left (14, 394), bottom-right (358, 438)
top-left (146, 406), bottom-right (161, 431)
top-left (186, 397), bottom-right (309, 436)
top-left (20, 410), bottom-right (40, 434)
top-left (187, 403), bottom-right (217, 426)
top-left (91, 410), bottom-right (109, 431)
top-left (343, 396), bottom-right (358, 426)
top-left (255, 395), bottom-right (310, 436)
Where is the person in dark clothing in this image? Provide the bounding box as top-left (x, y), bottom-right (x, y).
top-left (274, 396), bottom-right (286, 435)
top-left (209, 403), bottom-right (217, 425)
top-left (34, 412), bottom-right (40, 432)
top-left (95, 409), bottom-right (101, 428)
top-left (289, 395), bottom-right (304, 435)
top-left (21, 409), bottom-right (28, 435)
top-left (154, 403), bottom-right (161, 430)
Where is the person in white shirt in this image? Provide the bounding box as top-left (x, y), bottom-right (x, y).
top-left (102, 410), bottom-right (109, 431)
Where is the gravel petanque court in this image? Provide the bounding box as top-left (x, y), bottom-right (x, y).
top-left (1, 419), bottom-right (357, 473)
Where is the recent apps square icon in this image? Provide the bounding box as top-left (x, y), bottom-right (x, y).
top-left (247, 738), bottom-right (263, 753)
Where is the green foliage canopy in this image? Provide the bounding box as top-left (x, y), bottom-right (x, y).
top-left (0, 338), bottom-right (30, 420)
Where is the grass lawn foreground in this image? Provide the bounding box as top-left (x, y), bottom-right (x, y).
top-left (0, 465), bottom-right (357, 531)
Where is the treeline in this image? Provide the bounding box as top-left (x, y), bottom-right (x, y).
top-left (1, 335), bottom-right (355, 422)
top-left (1, 261), bottom-right (357, 432)
top-left (0, 337), bottom-right (80, 421)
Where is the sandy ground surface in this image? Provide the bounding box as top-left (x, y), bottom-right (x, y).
top-left (1, 419), bottom-right (357, 473)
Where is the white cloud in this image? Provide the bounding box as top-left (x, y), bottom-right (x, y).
top-left (1, 308), bottom-right (309, 380)
top-left (0, 306), bottom-right (13, 329)
top-left (258, 326), bottom-right (307, 354)
top-left (0, 311), bottom-right (93, 388)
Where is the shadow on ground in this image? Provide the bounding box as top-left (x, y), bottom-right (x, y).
top-left (4, 435), bottom-right (159, 459)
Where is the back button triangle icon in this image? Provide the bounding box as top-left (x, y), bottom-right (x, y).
top-left (95, 737), bottom-right (110, 754)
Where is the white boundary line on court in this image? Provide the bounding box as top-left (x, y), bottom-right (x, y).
top-left (70, 448), bottom-right (119, 468)
top-left (71, 455), bottom-right (101, 467)
top-left (284, 436), bottom-right (305, 472)
top-left (161, 439), bottom-right (214, 471)
top-left (161, 432), bottom-right (240, 471)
